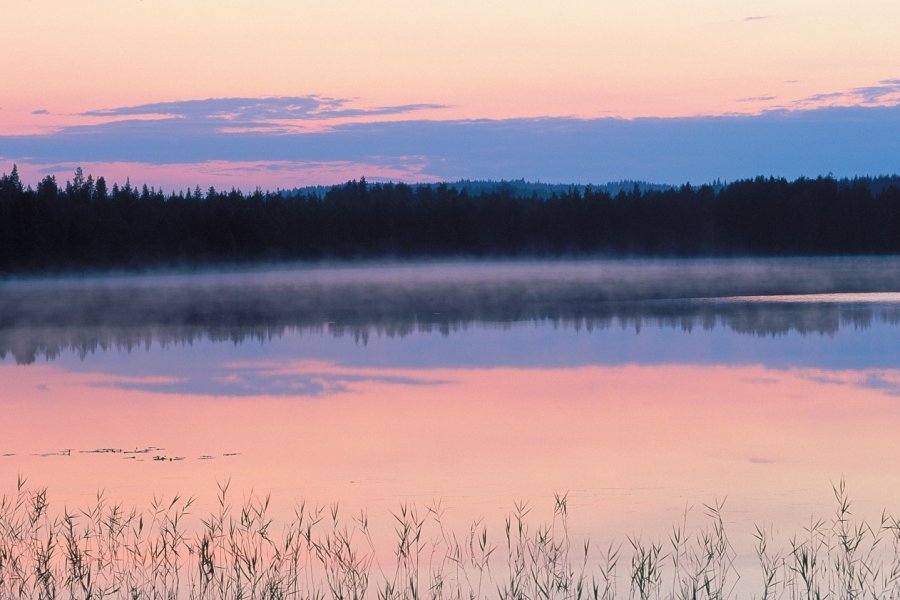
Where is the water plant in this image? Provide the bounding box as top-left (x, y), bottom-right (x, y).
top-left (1, 477), bottom-right (899, 599)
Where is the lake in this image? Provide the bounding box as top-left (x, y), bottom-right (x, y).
top-left (2, 257), bottom-right (900, 598)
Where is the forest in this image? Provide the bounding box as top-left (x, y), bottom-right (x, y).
top-left (2, 166), bottom-right (900, 273)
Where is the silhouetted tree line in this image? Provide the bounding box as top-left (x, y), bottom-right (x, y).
top-left (2, 165), bottom-right (900, 272)
top-left (284, 178), bottom-right (673, 200)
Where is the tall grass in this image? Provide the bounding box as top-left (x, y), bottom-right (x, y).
top-left (1, 477), bottom-right (899, 599)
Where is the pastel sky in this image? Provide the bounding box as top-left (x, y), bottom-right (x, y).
top-left (3, 0), bottom-right (900, 189)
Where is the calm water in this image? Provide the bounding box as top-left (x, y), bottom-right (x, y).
top-left (2, 257), bottom-right (900, 586)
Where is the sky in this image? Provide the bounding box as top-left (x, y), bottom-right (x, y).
top-left (2, 0), bottom-right (900, 190)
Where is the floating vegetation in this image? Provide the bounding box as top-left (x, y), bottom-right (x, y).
top-left (0, 478), bottom-right (899, 599)
top-left (31, 450), bottom-right (71, 458)
top-left (151, 455), bottom-right (185, 462)
top-left (124, 447), bottom-right (165, 455)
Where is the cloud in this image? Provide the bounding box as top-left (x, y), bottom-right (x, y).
top-left (800, 91), bottom-right (847, 104)
top-left (737, 95), bottom-right (776, 103)
top-left (743, 15), bottom-right (770, 21)
top-left (79, 96), bottom-right (447, 133)
top-left (797, 79), bottom-right (900, 108)
top-left (15, 157), bottom-right (440, 191)
top-left (851, 79), bottom-right (900, 104)
top-left (31, 108), bottom-right (49, 115)
top-left (5, 97), bottom-right (900, 186)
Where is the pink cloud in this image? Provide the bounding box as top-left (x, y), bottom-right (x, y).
top-left (10, 158), bottom-right (440, 191)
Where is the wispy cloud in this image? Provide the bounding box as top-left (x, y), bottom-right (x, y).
top-left (851, 79), bottom-right (900, 103)
top-left (737, 95), bottom-right (777, 103)
top-left (79, 96), bottom-right (448, 133)
top-left (743, 15), bottom-right (770, 22)
top-left (31, 108), bottom-right (49, 115)
top-left (797, 79), bottom-right (900, 107)
top-left (799, 91), bottom-right (847, 104)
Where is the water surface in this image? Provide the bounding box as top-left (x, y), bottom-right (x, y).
top-left (2, 258), bottom-right (900, 586)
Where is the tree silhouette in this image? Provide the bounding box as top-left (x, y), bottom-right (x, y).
top-left (1, 169), bottom-right (900, 273)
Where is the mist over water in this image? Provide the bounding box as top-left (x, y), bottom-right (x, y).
top-left (3, 257), bottom-right (900, 363)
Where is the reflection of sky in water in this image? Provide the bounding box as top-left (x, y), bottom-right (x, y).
top-left (5, 285), bottom-right (900, 593)
top-left (91, 363), bottom-right (449, 397)
top-left (7, 317), bottom-right (894, 398)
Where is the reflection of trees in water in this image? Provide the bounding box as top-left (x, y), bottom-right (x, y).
top-left (3, 296), bottom-right (900, 365)
top-left (5, 259), bottom-right (900, 364)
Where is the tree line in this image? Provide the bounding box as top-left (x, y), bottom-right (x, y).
top-left (2, 165), bottom-right (900, 273)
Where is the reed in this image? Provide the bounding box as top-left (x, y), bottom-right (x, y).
top-left (1, 478), bottom-right (899, 599)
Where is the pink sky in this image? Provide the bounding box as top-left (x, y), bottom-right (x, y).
top-left (5, 1), bottom-right (900, 131)
top-left (4, 1), bottom-right (900, 188)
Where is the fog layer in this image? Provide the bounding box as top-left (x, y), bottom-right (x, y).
top-left (3, 258), bottom-right (900, 363)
